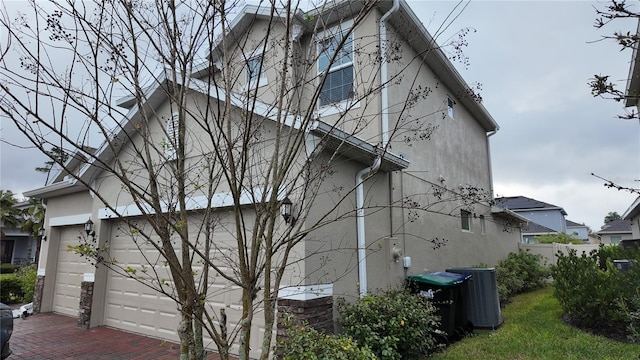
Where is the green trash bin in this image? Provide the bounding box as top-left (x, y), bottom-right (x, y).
top-left (406, 271), bottom-right (471, 339)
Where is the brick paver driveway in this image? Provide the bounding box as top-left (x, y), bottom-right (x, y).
top-left (10, 313), bottom-right (229, 359)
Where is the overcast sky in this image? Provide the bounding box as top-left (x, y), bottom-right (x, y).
top-left (411, 0), bottom-right (640, 231)
top-left (1, 1), bottom-right (639, 231)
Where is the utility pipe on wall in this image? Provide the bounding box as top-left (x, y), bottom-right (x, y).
top-left (356, 155), bottom-right (382, 298)
top-left (355, 0), bottom-right (400, 299)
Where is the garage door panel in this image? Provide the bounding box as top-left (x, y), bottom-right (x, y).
top-left (53, 226), bottom-right (85, 316)
top-left (105, 216), bottom-right (266, 358)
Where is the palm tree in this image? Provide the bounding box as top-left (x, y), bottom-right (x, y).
top-left (21, 198), bottom-right (46, 264)
top-left (0, 190), bottom-right (22, 229)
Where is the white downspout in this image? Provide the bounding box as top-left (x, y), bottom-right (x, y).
top-left (356, 155), bottom-right (382, 298)
top-left (355, 0), bottom-right (400, 299)
top-left (380, 0), bottom-right (399, 147)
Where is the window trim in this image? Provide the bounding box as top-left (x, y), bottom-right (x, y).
top-left (461, 210), bottom-right (472, 232)
top-left (316, 20), bottom-right (356, 109)
top-left (165, 112), bottom-right (179, 160)
top-left (447, 97), bottom-right (455, 119)
top-left (243, 48), bottom-right (268, 90)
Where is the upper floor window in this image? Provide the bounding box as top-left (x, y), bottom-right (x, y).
top-left (165, 113), bottom-right (179, 160)
top-left (245, 52), bottom-right (266, 89)
top-left (461, 210), bottom-right (471, 231)
top-left (447, 97), bottom-right (455, 119)
top-left (317, 28), bottom-right (354, 107)
top-left (480, 215), bottom-right (486, 234)
top-left (611, 235), bottom-right (622, 244)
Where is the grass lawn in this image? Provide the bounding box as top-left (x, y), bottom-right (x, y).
top-left (429, 286), bottom-right (640, 360)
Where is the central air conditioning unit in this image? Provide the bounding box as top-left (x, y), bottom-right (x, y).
top-left (446, 267), bottom-right (502, 329)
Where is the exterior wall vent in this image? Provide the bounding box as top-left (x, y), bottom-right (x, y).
top-left (446, 267), bottom-right (502, 329)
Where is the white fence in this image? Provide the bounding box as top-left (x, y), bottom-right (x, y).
top-left (518, 243), bottom-right (601, 265)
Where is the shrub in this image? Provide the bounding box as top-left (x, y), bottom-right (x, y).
top-left (17, 264), bottom-right (38, 302)
top-left (619, 290), bottom-right (640, 343)
top-left (551, 247), bottom-right (640, 328)
top-left (338, 289), bottom-right (441, 360)
top-left (279, 318), bottom-right (376, 360)
top-left (495, 250), bottom-right (550, 304)
top-left (0, 263), bottom-right (18, 274)
top-left (0, 274), bottom-right (23, 303)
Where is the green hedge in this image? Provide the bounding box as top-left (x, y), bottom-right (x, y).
top-left (551, 246), bottom-right (640, 329)
top-left (0, 263), bottom-right (18, 274)
top-left (338, 289), bottom-right (441, 360)
top-left (495, 250), bottom-right (550, 305)
top-left (279, 319), bottom-right (376, 360)
top-left (0, 274), bottom-right (23, 303)
top-left (0, 265), bottom-right (38, 303)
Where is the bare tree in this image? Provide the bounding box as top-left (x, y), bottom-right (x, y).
top-left (589, 0), bottom-right (640, 120)
top-left (0, 1), bottom-right (496, 359)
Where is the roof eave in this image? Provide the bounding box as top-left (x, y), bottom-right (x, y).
top-left (491, 206), bottom-right (530, 223)
top-left (623, 196), bottom-right (640, 220)
top-left (392, 1), bottom-right (499, 132)
top-left (625, 20), bottom-right (640, 107)
top-left (310, 120), bottom-right (410, 172)
top-left (23, 179), bottom-right (87, 199)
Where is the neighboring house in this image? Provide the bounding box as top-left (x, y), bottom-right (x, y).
top-left (0, 201), bottom-right (37, 265)
top-left (495, 196), bottom-right (569, 243)
top-left (495, 196), bottom-right (568, 233)
top-left (25, 2), bottom-right (523, 357)
top-left (566, 219), bottom-right (589, 242)
top-left (519, 222), bottom-right (556, 244)
top-left (598, 219), bottom-right (634, 245)
top-left (494, 196), bottom-right (590, 243)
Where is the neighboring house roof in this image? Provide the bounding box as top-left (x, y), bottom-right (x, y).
top-left (597, 219), bottom-right (633, 234)
top-left (623, 196), bottom-right (640, 220)
top-left (565, 219), bottom-right (584, 227)
top-left (494, 196), bottom-right (568, 216)
top-left (522, 222), bottom-right (556, 234)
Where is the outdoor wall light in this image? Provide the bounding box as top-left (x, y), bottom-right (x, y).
top-left (38, 227), bottom-right (47, 242)
top-left (281, 197), bottom-right (296, 225)
top-left (84, 219), bottom-right (96, 238)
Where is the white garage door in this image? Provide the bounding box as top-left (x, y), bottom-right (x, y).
top-left (104, 225), bottom-right (179, 340)
top-left (52, 226), bottom-right (85, 316)
top-left (103, 217), bottom-right (266, 358)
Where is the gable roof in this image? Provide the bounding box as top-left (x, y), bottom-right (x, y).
top-left (598, 219), bottom-right (633, 234)
top-left (494, 196), bottom-right (568, 216)
top-left (25, 73), bottom-right (409, 199)
top-left (193, 0), bottom-right (499, 132)
top-left (623, 196), bottom-right (640, 220)
top-left (566, 219), bottom-right (586, 228)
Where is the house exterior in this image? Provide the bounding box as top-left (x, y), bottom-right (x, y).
top-left (598, 219), bottom-right (634, 245)
top-left (566, 219), bottom-right (589, 242)
top-left (495, 196), bottom-right (570, 242)
top-left (493, 196), bottom-right (591, 243)
top-left (25, 1), bottom-right (523, 357)
top-left (0, 201), bottom-right (38, 265)
top-left (624, 20), bottom-right (640, 115)
top-left (519, 222), bottom-right (556, 244)
top-left (623, 196), bottom-right (640, 239)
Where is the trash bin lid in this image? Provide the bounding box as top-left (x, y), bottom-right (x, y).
top-left (407, 271), bottom-right (471, 286)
